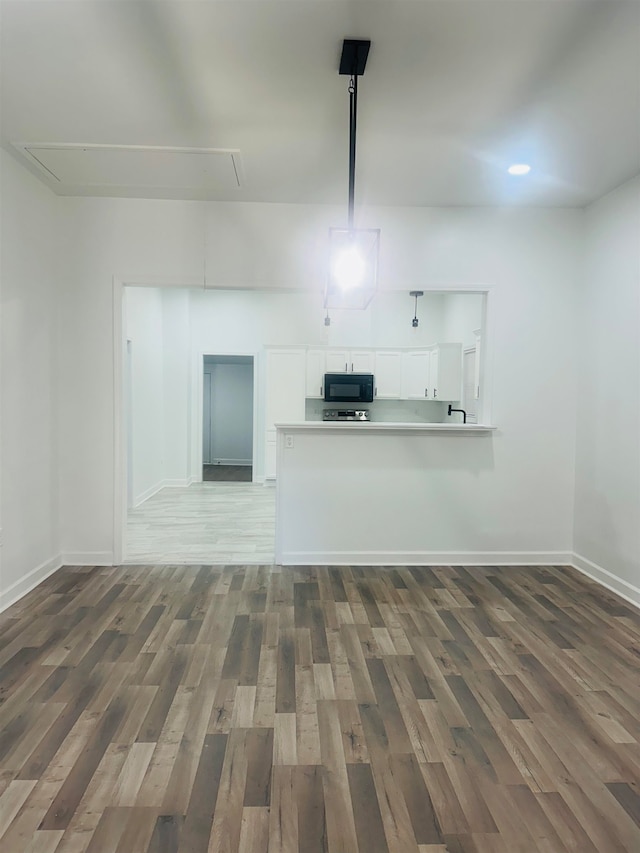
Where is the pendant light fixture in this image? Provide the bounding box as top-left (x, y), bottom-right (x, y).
top-left (325, 39), bottom-right (380, 311)
top-left (410, 290), bottom-right (424, 327)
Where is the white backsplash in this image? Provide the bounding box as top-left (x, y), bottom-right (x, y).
top-left (305, 398), bottom-right (451, 423)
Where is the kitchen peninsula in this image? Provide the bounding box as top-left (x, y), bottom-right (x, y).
top-left (274, 420), bottom-right (496, 565)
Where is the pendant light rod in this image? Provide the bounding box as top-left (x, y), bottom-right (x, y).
top-left (348, 73), bottom-right (357, 230)
top-left (339, 39), bottom-right (371, 232)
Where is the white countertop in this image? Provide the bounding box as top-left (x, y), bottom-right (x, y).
top-left (275, 421), bottom-right (496, 432)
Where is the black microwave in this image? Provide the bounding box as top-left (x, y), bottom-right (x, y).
top-left (324, 372), bottom-right (374, 403)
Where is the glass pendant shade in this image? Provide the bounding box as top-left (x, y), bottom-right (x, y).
top-left (325, 227), bottom-right (380, 310)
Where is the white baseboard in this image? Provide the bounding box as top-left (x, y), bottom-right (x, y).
top-left (277, 550), bottom-right (574, 566)
top-left (0, 554), bottom-right (63, 613)
top-left (61, 551), bottom-right (114, 566)
top-left (571, 552), bottom-right (640, 609)
top-left (133, 480), bottom-right (165, 507)
top-left (208, 459), bottom-right (252, 466)
top-left (135, 477), bottom-right (196, 505)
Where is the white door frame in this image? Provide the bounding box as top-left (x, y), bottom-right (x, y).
top-left (112, 274), bottom-right (204, 565)
top-left (112, 276), bottom-right (264, 564)
top-left (112, 276), bottom-right (495, 565)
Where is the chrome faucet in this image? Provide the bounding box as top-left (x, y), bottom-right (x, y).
top-left (447, 404), bottom-right (467, 424)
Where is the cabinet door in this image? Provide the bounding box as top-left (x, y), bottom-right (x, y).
top-left (428, 348), bottom-right (439, 399)
top-left (350, 350), bottom-right (375, 373)
top-left (325, 349), bottom-right (350, 373)
top-left (431, 343), bottom-right (463, 401)
top-left (402, 350), bottom-right (430, 399)
top-left (305, 350), bottom-right (326, 398)
top-left (265, 349), bottom-right (306, 478)
top-left (374, 351), bottom-right (403, 399)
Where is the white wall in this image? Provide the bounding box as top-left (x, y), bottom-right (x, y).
top-left (162, 289), bottom-right (190, 483)
top-left (574, 175), bottom-right (640, 603)
top-left (442, 293), bottom-right (484, 349)
top-left (3, 150), bottom-right (636, 602)
top-left (125, 287), bottom-right (165, 504)
top-left (57, 199), bottom-right (204, 560)
top-left (0, 150), bottom-right (60, 608)
top-left (54, 198), bottom-right (580, 563)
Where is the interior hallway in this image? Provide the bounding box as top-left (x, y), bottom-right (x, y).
top-left (126, 483), bottom-right (275, 564)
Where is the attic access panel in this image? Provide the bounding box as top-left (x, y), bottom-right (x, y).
top-left (14, 144), bottom-right (242, 192)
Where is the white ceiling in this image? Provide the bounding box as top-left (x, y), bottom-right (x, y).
top-left (2, 0), bottom-right (639, 207)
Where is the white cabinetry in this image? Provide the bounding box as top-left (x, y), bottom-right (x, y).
top-left (350, 350), bottom-right (375, 373)
top-left (374, 351), bottom-right (403, 399)
top-left (303, 344), bottom-right (463, 403)
top-left (403, 350), bottom-right (431, 399)
top-left (428, 343), bottom-right (463, 401)
top-left (402, 344), bottom-right (462, 400)
top-left (265, 348), bottom-right (306, 478)
top-left (324, 349), bottom-right (374, 374)
top-left (305, 349), bottom-right (326, 398)
top-left (324, 349), bottom-right (349, 373)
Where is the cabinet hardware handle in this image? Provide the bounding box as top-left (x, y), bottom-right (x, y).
top-left (351, 362), bottom-right (354, 372)
top-left (375, 387), bottom-right (377, 397)
top-left (345, 362), bottom-right (348, 372)
top-left (434, 389), bottom-right (437, 398)
top-left (425, 388), bottom-right (428, 397)
top-left (320, 385), bottom-right (322, 396)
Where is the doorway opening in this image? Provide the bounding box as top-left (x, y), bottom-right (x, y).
top-left (202, 355), bottom-right (254, 482)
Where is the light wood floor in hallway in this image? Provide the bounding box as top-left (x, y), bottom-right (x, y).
top-left (126, 482), bottom-right (275, 564)
top-left (1, 563), bottom-right (639, 853)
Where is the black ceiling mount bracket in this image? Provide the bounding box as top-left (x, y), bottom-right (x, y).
top-left (339, 39), bottom-right (371, 230)
top-left (339, 39), bottom-right (371, 76)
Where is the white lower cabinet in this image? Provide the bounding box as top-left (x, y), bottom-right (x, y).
top-left (265, 348), bottom-right (306, 478)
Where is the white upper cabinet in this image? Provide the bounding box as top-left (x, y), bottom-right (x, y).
top-left (429, 343), bottom-right (463, 401)
top-left (350, 350), bottom-right (375, 374)
top-left (305, 349), bottom-right (326, 398)
top-left (324, 349), bottom-right (350, 373)
top-left (402, 344), bottom-right (462, 400)
top-left (402, 350), bottom-right (431, 399)
top-left (304, 344), bottom-right (463, 402)
top-left (324, 349), bottom-right (374, 374)
top-left (374, 351), bottom-right (403, 399)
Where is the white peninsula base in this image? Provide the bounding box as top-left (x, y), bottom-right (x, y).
top-left (274, 422), bottom-right (504, 566)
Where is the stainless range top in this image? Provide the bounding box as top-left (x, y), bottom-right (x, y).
top-left (323, 409), bottom-right (370, 421)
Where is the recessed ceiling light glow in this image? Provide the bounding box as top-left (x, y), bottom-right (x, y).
top-left (507, 163), bottom-right (531, 176)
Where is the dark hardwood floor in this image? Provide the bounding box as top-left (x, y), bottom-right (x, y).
top-left (203, 465), bottom-right (252, 482)
top-left (0, 563), bottom-right (638, 852)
